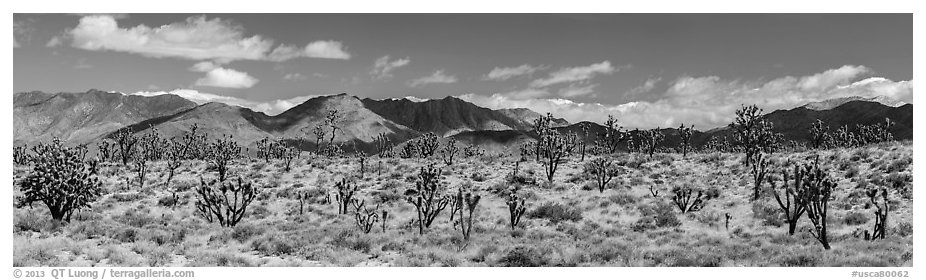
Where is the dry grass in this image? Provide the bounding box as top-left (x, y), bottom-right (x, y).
top-left (12, 142), bottom-right (913, 266)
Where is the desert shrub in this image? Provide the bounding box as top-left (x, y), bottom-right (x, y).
top-left (751, 201), bottom-right (785, 227)
top-left (251, 233), bottom-right (300, 256)
top-left (631, 201), bottom-right (680, 231)
top-left (495, 246), bottom-right (549, 267)
top-left (14, 211), bottom-right (64, 233)
top-left (607, 192), bottom-right (638, 207)
top-left (844, 165), bottom-right (860, 178)
top-left (231, 223), bottom-right (266, 242)
top-left (894, 222), bottom-right (913, 237)
top-left (470, 171), bottom-right (488, 182)
top-left (842, 211), bottom-right (869, 226)
top-left (527, 203), bottom-right (583, 223)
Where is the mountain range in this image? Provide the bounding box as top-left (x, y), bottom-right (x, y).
top-left (12, 89), bottom-right (913, 153)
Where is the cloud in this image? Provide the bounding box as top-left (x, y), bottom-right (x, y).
top-left (558, 83), bottom-right (598, 98)
top-left (69, 15), bottom-right (273, 62)
top-left (128, 89), bottom-right (317, 116)
top-left (530, 61), bottom-right (622, 88)
top-left (194, 67), bottom-right (259, 88)
top-left (484, 64), bottom-right (546, 81)
top-left (458, 65), bottom-right (912, 129)
top-left (283, 73), bottom-right (307, 81)
top-left (189, 61), bottom-right (219, 72)
top-left (370, 55), bottom-right (410, 79)
top-left (268, 40), bottom-right (351, 61)
top-left (625, 77), bottom-right (662, 96)
top-left (46, 36), bottom-right (63, 47)
top-left (14, 19), bottom-right (35, 48)
top-left (408, 70), bottom-right (457, 87)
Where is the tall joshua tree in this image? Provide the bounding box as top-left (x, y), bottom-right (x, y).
top-left (677, 123), bottom-right (694, 158)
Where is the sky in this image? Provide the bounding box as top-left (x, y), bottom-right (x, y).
top-left (13, 13), bottom-right (913, 129)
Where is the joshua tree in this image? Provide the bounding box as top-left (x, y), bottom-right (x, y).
top-left (801, 157), bottom-right (836, 250)
top-left (374, 132), bottom-right (392, 158)
top-left (14, 144), bottom-right (31, 165)
top-left (808, 119), bottom-right (830, 150)
top-left (584, 157), bottom-right (620, 193)
top-left (729, 104), bottom-right (777, 166)
top-left (596, 115), bottom-right (630, 154)
top-left (311, 124), bottom-right (327, 154)
top-left (678, 123), bottom-right (694, 157)
top-left (325, 109), bottom-right (342, 147)
top-left (750, 152), bottom-right (770, 201)
top-left (767, 161), bottom-right (808, 235)
top-left (671, 185), bottom-right (704, 213)
top-left (453, 187), bottom-right (481, 241)
top-left (640, 128), bottom-right (665, 158)
top-left (114, 129), bottom-right (139, 166)
top-left (17, 138), bottom-right (102, 222)
top-left (352, 199), bottom-right (380, 234)
top-left (132, 147), bottom-right (149, 188)
top-left (334, 178), bottom-right (358, 215)
top-left (206, 135), bottom-right (240, 182)
top-left (579, 122), bottom-right (591, 161)
top-left (534, 113), bottom-right (578, 182)
top-left (281, 146), bottom-right (300, 172)
top-left (866, 187), bottom-right (889, 240)
top-left (506, 187), bottom-right (528, 231)
top-left (406, 165), bottom-right (451, 234)
top-left (195, 176), bottom-right (258, 227)
top-left (440, 137), bottom-right (460, 165)
top-left (416, 133), bottom-right (440, 158)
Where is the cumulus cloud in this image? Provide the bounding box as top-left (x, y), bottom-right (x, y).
top-left (407, 70), bottom-right (457, 87)
top-left (370, 55), bottom-right (410, 79)
top-left (66, 15), bottom-right (351, 63)
top-left (46, 36), bottom-right (63, 47)
top-left (283, 73), bottom-right (307, 81)
top-left (459, 65), bottom-right (912, 129)
top-left (128, 89), bottom-right (317, 116)
top-left (268, 40), bottom-right (351, 61)
top-left (69, 15), bottom-right (273, 62)
top-left (484, 64), bottom-right (546, 81)
top-left (530, 61), bottom-right (622, 88)
top-left (625, 77), bottom-right (662, 96)
top-left (194, 67), bottom-right (259, 88)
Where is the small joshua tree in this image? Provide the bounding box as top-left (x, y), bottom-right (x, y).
top-left (800, 157), bottom-right (836, 250)
top-left (808, 119), bottom-right (830, 150)
top-left (281, 146), bottom-right (300, 172)
top-left (767, 161), bottom-right (808, 235)
top-left (311, 124), bottom-right (327, 154)
top-left (866, 187), bottom-right (889, 240)
top-left (206, 135), bottom-right (240, 182)
top-left (640, 128), bottom-right (665, 158)
top-left (406, 165), bottom-right (451, 234)
top-left (195, 176), bottom-right (258, 227)
top-left (416, 133), bottom-right (440, 158)
top-left (334, 178), bottom-right (358, 215)
top-left (671, 185), bottom-right (704, 213)
top-left (534, 113), bottom-right (578, 182)
top-left (96, 140), bottom-right (114, 163)
top-left (114, 129), bottom-right (139, 166)
top-left (374, 132), bottom-right (393, 158)
top-left (352, 199), bottom-right (380, 234)
top-left (453, 187), bottom-right (481, 241)
top-left (579, 122), bottom-right (591, 161)
top-left (440, 137), bottom-right (460, 165)
top-left (678, 123), bottom-right (694, 157)
top-left (506, 187), bottom-right (528, 231)
top-left (132, 147), bottom-right (149, 188)
top-left (399, 141), bottom-right (418, 159)
top-left (596, 115), bottom-right (630, 154)
top-left (17, 138), bottom-right (102, 222)
top-left (750, 152), bottom-right (770, 201)
top-left (325, 109), bottom-right (342, 148)
top-left (14, 144), bottom-right (31, 165)
top-left (584, 157), bottom-right (620, 193)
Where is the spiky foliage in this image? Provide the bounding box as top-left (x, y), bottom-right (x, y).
top-left (325, 109), bottom-right (342, 148)
top-left (374, 132), bottom-right (393, 158)
top-left (195, 177), bottom-right (258, 227)
top-left (767, 161), bottom-right (809, 235)
top-left (178, 123), bottom-right (207, 160)
top-left (506, 187), bottom-right (528, 231)
top-left (132, 146), bottom-right (149, 188)
top-left (677, 123), bottom-right (694, 157)
top-left (800, 157), bottom-right (836, 250)
top-left (352, 199), bottom-right (380, 234)
top-left (96, 140), bottom-right (114, 163)
top-left (671, 185), bottom-right (704, 213)
top-left (405, 165), bottom-right (451, 234)
top-left (206, 135), bottom-right (240, 182)
top-left (534, 113), bottom-right (578, 182)
top-left (866, 187), bottom-right (889, 240)
top-left (416, 133), bottom-right (440, 158)
top-left (703, 135), bottom-right (731, 153)
top-left (17, 138), bottom-right (102, 222)
top-left (462, 144), bottom-right (484, 158)
top-left (398, 141), bottom-right (418, 159)
top-left (355, 150), bottom-right (369, 178)
top-left (596, 115), bottom-right (630, 154)
top-left (440, 137), bottom-right (460, 165)
top-left (114, 129), bottom-right (139, 166)
top-left (453, 187), bottom-right (481, 240)
top-left (750, 152), bottom-right (770, 201)
top-left (334, 178), bottom-right (359, 215)
top-left (729, 104), bottom-right (778, 166)
top-left (311, 124), bottom-right (327, 154)
top-left (281, 146), bottom-right (300, 172)
top-left (808, 119), bottom-right (830, 149)
top-left (640, 128), bottom-right (665, 158)
top-left (584, 157), bottom-right (621, 193)
top-left (14, 144), bottom-right (31, 165)
top-left (138, 128), bottom-right (167, 162)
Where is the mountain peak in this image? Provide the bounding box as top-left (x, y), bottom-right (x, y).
top-left (803, 95), bottom-right (907, 111)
